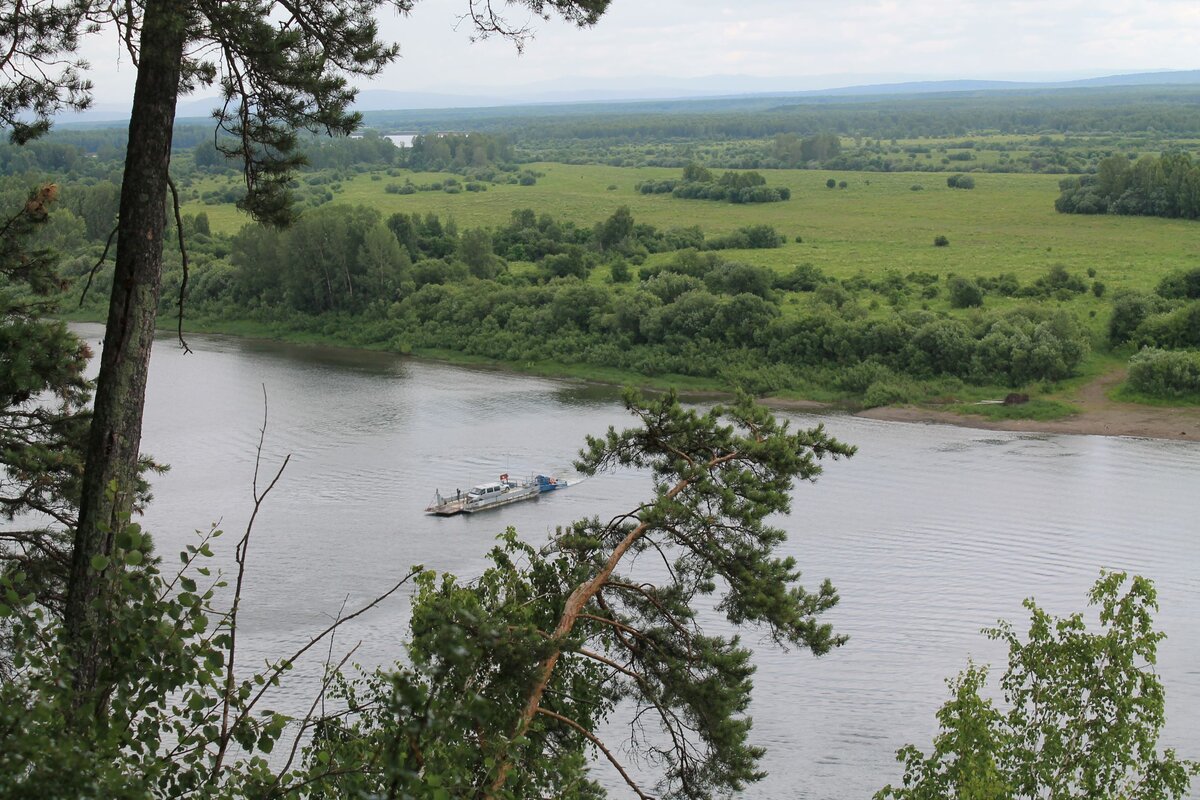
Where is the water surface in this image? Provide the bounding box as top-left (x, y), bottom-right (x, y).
top-left (76, 323), bottom-right (1200, 799)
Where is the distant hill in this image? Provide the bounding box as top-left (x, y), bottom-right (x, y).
top-left (342, 70), bottom-right (1200, 111)
top-left (51, 69), bottom-right (1200, 127)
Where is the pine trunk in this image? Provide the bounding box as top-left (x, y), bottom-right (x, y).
top-left (64, 0), bottom-right (187, 713)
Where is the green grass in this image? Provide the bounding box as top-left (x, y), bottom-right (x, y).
top-left (949, 398), bottom-right (1081, 421)
top-left (1110, 384), bottom-right (1200, 407)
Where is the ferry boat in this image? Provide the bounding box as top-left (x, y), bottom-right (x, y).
top-left (425, 473), bottom-right (570, 516)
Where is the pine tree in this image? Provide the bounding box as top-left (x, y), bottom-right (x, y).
top-left (0, 0), bottom-right (611, 717)
top-left (0, 184), bottom-right (90, 614)
top-left (312, 390), bottom-right (856, 799)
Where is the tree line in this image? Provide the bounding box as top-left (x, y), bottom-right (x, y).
top-left (1056, 152), bottom-right (1200, 219)
top-left (137, 204), bottom-right (1096, 400)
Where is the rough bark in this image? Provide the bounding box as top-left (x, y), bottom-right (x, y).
top-left (63, 0), bottom-right (187, 714)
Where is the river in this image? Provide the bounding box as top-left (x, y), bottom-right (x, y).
top-left (74, 323), bottom-right (1200, 799)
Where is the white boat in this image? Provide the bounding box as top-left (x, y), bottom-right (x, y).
top-left (425, 473), bottom-right (570, 516)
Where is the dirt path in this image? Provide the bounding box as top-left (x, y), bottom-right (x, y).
top-left (856, 368), bottom-right (1200, 441)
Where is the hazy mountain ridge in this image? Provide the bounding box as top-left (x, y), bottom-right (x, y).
top-left (55, 69), bottom-right (1200, 125)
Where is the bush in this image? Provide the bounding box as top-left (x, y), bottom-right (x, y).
top-left (933, 235), bottom-right (950, 247)
top-left (1109, 292), bottom-right (1156, 344)
top-left (1018, 264), bottom-right (1087, 298)
top-left (946, 174), bottom-right (976, 189)
top-left (826, 178), bottom-right (836, 189)
top-left (835, 361), bottom-right (896, 394)
top-left (947, 275), bottom-right (983, 308)
top-left (1131, 301), bottom-right (1200, 349)
top-left (705, 225), bottom-right (784, 250)
top-left (776, 263), bottom-right (827, 292)
top-left (1127, 348), bottom-right (1200, 397)
top-left (1156, 267), bottom-right (1200, 299)
top-left (863, 379), bottom-right (916, 408)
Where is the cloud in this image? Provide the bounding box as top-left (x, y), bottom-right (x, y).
top-left (73, 1), bottom-right (1200, 107)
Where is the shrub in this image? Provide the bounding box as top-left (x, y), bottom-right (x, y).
top-left (826, 178), bottom-right (836, 189)
top-left (835, 361), bottom-right (896, 394)
top-left (910, 184), bottom-right (924, 191)
top-left (1092, 280), bottom-right (1106, 298)
top-left (1127, 348), bottom-right (1200, 397)
top-left (946, 174), bottom-right (976, 189)
top-left (1156, 267), bottom-right (1200, 299)
top-left (1109, 292), bottom-right (1156, 344)
top-left (933, 235), bottom-right (950, 247)
top-left (776, 263), bottom-right (827, 292)
top-left (947, 275), bottom-right (983, 308)
top-left (1132, 301), bottom-right (1200, 349)
top-left (863, 379), bottom-right (916, 408)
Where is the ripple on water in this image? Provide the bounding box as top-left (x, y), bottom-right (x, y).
top-left (68, 324), bottom-right (1200, 800)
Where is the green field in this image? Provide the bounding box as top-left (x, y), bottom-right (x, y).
top-left (183, 163), bottom-right (1199, 297)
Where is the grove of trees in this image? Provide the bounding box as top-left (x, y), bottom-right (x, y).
top-left (1056, 153), bottom-right (1200, 219)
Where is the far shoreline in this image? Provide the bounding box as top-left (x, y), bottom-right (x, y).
top-left (70, 318), bottom-right (1200, 444)
top-left (851, 404), bottom-right (1200, 442)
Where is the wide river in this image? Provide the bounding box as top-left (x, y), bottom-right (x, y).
top-left (75, 323), bottom-right (1199, 799)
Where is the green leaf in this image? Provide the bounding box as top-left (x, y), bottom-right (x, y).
top-left (90, 554), bottom-right (110, 572)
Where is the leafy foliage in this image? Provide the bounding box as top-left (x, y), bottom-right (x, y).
top-left (1056, 153), bottom-right (1200, 220)
top-left (638, 167), bottom-right (791, 204)
top-left (1127, 348), bottom-right (1200, 398)
top-left (878, 572), bottom-right (1198, 800)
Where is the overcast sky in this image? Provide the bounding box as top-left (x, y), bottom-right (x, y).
top-left (79, 0), bottom-right (1200, 106)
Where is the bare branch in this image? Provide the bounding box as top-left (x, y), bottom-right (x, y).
top-left (214, 387), bottom-right (291, 777)
top-left (536, 707), bottom-right (655, 800)
top-left (268, 642), bottom-right (362, 795)
top-left (165, 173), bottom-right (192, 354)
top-left (78, 222), bottom-right (118, 307)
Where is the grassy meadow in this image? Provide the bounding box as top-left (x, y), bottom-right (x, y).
top-left (183, 162), bottom-right (1199, 298)
top-left (172, 159), bottom-right (1200, 413)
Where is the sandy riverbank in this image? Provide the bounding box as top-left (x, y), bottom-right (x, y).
top-left (855, 370), bottom-right (1200, 441)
